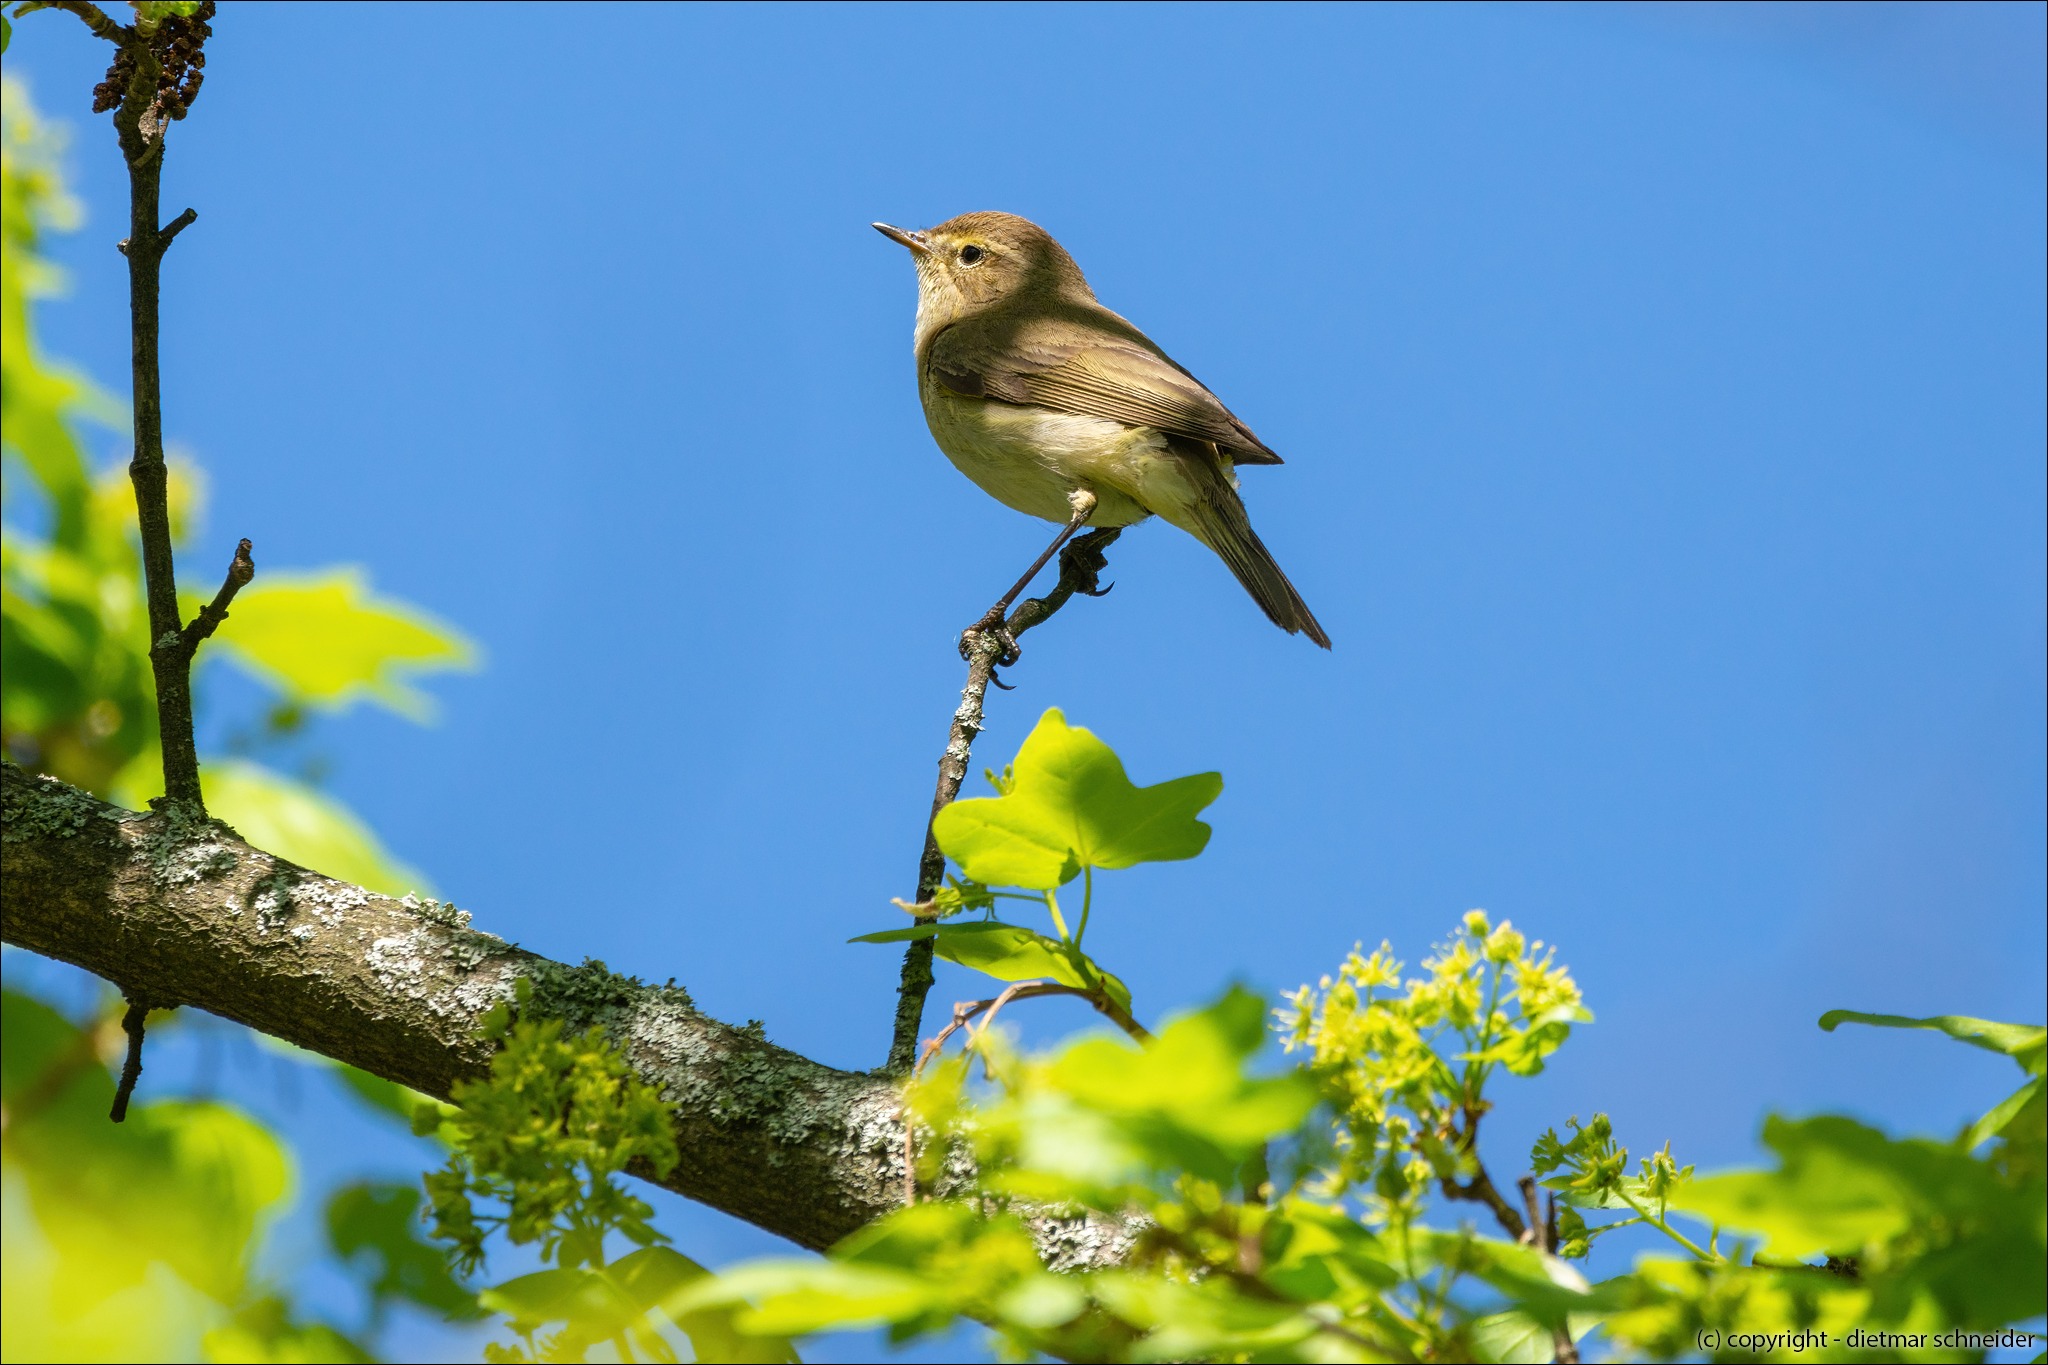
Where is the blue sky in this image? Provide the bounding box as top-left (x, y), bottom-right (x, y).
top-left (6, 3), bottom-right (2043, 1359)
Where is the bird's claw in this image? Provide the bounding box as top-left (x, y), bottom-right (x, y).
top-left (958, 606), bottom-right (1023, 670)
top-left (1058, 531), bottom-right (1119, 597)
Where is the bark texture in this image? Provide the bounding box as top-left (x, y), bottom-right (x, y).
top-left (0, 763), bottom-right (909, 1252)
top-left (0, 764), bottom-right (1138, 1270)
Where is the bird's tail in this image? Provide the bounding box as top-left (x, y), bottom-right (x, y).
top-left (1181, 477), bottom-right (1331, 649)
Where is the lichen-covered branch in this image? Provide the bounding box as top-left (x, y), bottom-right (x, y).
top-left (0, 763), bottom-right (1135, 1268)
top-left (1, 763), bottom-right (904, 1251)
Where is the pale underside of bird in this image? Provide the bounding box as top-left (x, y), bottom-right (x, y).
top-left (876, 211), bottom-right (1330, 651)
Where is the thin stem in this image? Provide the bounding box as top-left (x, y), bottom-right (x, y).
top-left (1520, 1175), bottom-right (1583, 1363)
top-left (1044, 888), bottom-right (1071, 942)
top-left (1074, 864), bottom-right (1094, 947)
top-left (1463, 959), bottom-right (1504, 1101)
top-left (1613, 1185), bottom-right (1716, 1261)
top-left (886, 528), bottom-right (1121, 1072)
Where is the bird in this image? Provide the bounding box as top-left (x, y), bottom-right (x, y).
top-left (873, 211), bottom-right (1330, 656)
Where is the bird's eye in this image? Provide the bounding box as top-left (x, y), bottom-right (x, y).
top-left (958, 244), bottom-right (986, 266)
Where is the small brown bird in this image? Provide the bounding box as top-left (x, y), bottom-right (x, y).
top-left (874, 211), bottom-right (1330, 651)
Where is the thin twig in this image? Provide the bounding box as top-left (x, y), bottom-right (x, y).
top-left (160, 205), bottom-right (197, 245)
top-left (902, 981), bottom-right (1068, 1205)
top-left (885, 528), bottom-right (1121, 1072)
top-left (48, 1), bottom-right (223, 810)
top-left (1516, 1174), bottom-right (1581, 1364)
top-left (108, 998), bottom-right (153, 1122)
top-left (914, 981), bottom-right (1078, 1076)
top-left (176, 537), bottom-right (255, 656)
top-left (1439, 1111), bottom-right (1528, 1243)
top-left (1517, 1174), bottom-right (1543, 1247)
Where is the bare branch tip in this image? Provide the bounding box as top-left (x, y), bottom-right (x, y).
top-left (107, 998), bottom-right (152, 1123)
top-left (175, 537), bottom-right (255, 656)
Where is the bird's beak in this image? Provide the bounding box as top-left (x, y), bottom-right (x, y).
top-left (872, 222), bottom-right (931, 256)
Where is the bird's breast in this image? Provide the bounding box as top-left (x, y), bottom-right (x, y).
top-left (919, 378), bottom-right (1157, 527)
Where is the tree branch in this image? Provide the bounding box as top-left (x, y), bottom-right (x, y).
top-left (108, 997), bottom-right (155, 1122)
top-left (45, 0), bottom-right (221, 810)
top-left (887, 528), bottom-right (1121, 1072)
top-left (1, 764), bottom-right (1136, 1268)
top-left (175, 536), bottom-right (255, 658)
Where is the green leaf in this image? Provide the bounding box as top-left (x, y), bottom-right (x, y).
top-left (201, 1295), bottom-right (374, 1363)
top-left (201, 758), bottom-right (429, 896)
top-left (610, 1248), bottom-right (800, 1364)
top-left (667, 1260), bottom-right (946, 1336)
top-left (193, 570), bottom-right (476, 720)
top-left (479, 1267), bottom-right (633, 1335)
top-left (852, 921), bottom-right (1130, 1009)
top-left (1035, 988), bottom-right (1318, 1176)
top-left (1470, 1309), bottom-right (1606, 1364)
top-left (325, 1182), bottom-right (479, 1321)
top-left (1964, 1075), bottom-right (2046, 1152)
top-left (1819, 1010), bottom-right (2046, 1076)
top-left (1668, 1115), bottom-right (2004, 1261)
top-left (931, 708), bottom-right (1220, 888)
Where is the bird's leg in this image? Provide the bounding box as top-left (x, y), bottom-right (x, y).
top-left (961, 489), bottom-right (1098, 666)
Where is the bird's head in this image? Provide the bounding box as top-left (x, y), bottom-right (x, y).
top-left (873, 212), bottom-right (1093, 341)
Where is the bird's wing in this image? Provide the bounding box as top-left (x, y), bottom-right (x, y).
top-left (928, 319), bottom-right (1282, 465)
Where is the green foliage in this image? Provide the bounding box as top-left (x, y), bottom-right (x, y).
top-left (677, 968), bottom-right (1589, 1362)
top-left (932, 707), bottom-right (1220, 889)
top-left (1820, 1010), bottom-right (2047, 1154)
top-left (0, 78), bottom-right (472, 895)
top-left (423, 997), bottom-right (679, 1277)
top-left (327, 1182), bottom-right (482, 1328)
top-left (0, 987), bottom-right (383, 1362)
top-left (478, 1246), bottom-right (797, 1365)
top-left (423, 986), bottom-right (793, 1362)
top-left (854, 921), bottom-right (1133, 1012)
top-left (193, 569), bottom-right (477, 721)
top-left (856, 708), bottom-right (1216, 1026)
top-left (2, 79), bottom-right (482, 1362)
top-left (1281, 909), bottom-right (1591, 1207)
top-left (1539, 1035), bottom-right (2048, 1361)
top-left (714, 720), bottom-right (2045, 1363)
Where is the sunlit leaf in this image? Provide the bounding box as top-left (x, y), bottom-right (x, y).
top-left (201, 1295), bottom-right (373, 1363)
top-left (851, 921), bottom-right (1130, 1009)
top-left (608, 1247), bottom-right (800, 1364)
top-left (479, 1267), bottom-right (634, 1335)
top-left (1964, 1074), bottom-right (2045, 1153)
top-left (193, 570), bottom-right (476, 720)
top-left (1669, 1115), bottom-right (1992, 1260)
top-left (932, 708), bottom-right (1221, 888)
top-left (1038, 988), bottom-right (1317, 1172)
top-left (668, 1260), bottom-right (946, 1336)
top-left (1819, 1009), bottom-right (2046, 1076)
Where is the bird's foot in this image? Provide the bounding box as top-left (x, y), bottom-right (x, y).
top-left (959, 604), bottom-right (1022, 670)
top-left (1060, 528), bottom-right (1120, 597)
